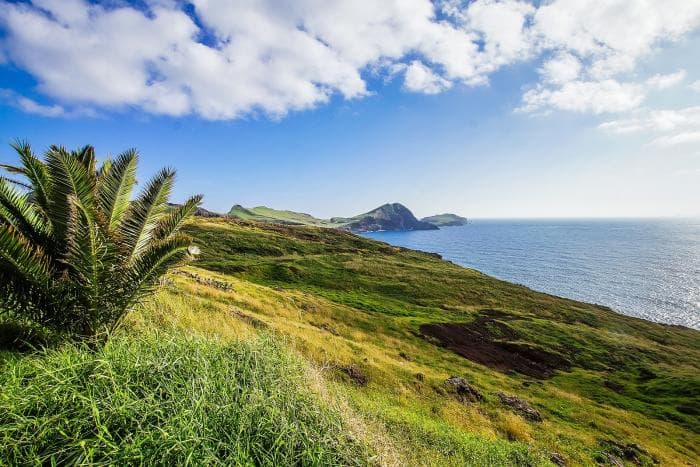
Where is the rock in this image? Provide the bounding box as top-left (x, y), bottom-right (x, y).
top-left (444, 376), bottom-right (483, 403)
top-left (343, 364), bottom-right (368, 386)
top-left (399, 351), bottom-right (413, 361)
top-left (338, 203), bottom-right (439, 233)
top-left (598, 439), bottom-right (655, 465)
top-left (604, 379), bottom-right (625, 393)
top-left (638, 367), bottom-right (657, 382)
top-left (313, 322), bottom-right (340, 336)
top-left (173, 270), bottom-right (233, 291)
top-left (230, 308), bottom-right (268, 329)
top-left (549, 452), bottom-right (566, 466)
top-left (497, 393), bottom-right (542, 421)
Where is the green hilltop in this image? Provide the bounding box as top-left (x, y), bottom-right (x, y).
top-left (421, 213), bottom-right (469, 226)
top-left (228, 202), bottom-right (442, 232)
top-left (228, 204), bottom-right (334, 226)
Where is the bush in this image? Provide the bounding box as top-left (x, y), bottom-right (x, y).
top-left (0, 142), bottom-right (201, 341)
top-left (0, 332), bottom-right (372, 465)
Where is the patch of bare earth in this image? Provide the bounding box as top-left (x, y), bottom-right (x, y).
top-left (419, 310), bottom-right (570, 379)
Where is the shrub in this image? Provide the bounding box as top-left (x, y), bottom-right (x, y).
top-left (0, 332), bottom-right (371, 465)
top-left (0, 142), bottom-right (201, 342)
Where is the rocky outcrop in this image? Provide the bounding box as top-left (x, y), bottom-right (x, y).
top-left (497, 393), bottom-right (542, 421)
top-left (421, 213), bottom-right (468, 227)
top-left (336, 203), bottom-right (439, 232)
top-left (444, 376), bottom-right (483, 403)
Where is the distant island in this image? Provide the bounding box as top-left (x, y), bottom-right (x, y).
top-left (224, 202), bottom-right (455, 232)
top-left (421, 213), bottom-right (469, 227)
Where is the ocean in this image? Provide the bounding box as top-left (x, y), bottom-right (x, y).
top-left (364, 219), bottom-right (700, 330)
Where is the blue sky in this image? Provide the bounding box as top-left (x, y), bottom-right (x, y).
top-left (1, 0), bottom-right (699, 219)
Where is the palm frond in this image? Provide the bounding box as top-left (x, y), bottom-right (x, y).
top-left (119, 167), bottom-right (175, 263)
top-left (123, 234), bottom-right (191, 299)
top-left (0, 179), bottom-right (51, 245)
top-left (0, 176), bottom-right (31, 189)
top-left (45, 146), bottom-right (96, 245)
top-left (97, 149), bottom-right (138, 230)
top-left (0, 223), bottom-right (52, 284)
top-left (154, 194), bottom-right (203, 240)
top-left (73, 145), bottom-right (97, 176)
top-left (8, 140), bottom-right (51, 210)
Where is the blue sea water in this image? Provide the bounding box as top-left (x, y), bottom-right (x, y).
top-left (364, 219), bottom-right (700, 330)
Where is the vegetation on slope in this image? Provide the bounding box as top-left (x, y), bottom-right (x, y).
top-left (2, 213), bottom-right (698, 465)
top-left (0, 330), bottom-right (371, 465)
top-left (228, 202), bottom-right (438, 232)
top-left (181, 218), bottom-right (700, 465)
top-left (228, 204), bottom-right (336, 226)
top-left (421, 213), bottom-right (469, 226)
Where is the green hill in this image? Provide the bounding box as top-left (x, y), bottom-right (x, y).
top-left (177, 218), bottom-right (699, 465)
top-left (228, 204), bottom-right (337, 226)
top-left (228, 202), bottom-right (438, 232)
top-left (3, 217), bottom-right (698, 465)
top-left (331, 202), bottom-right (438, 232)
top-left (422, 213), bottom-right (469, 226)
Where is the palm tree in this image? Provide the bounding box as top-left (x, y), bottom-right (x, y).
top-left (0, 142), bottom-right (202, 342)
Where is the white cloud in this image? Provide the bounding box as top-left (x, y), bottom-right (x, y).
top-left (690, 80), bottom-right (700, 92)
top-left (0, 0), bottom-right (699, 120)
top-left (16, 96), bottom-right (65, 117)
top-left (0, 88), bottom-right (97, 117)
top-left (524, 0), bottom-right (700, 113)
top-left (651, 131), bottom-right (700, 147)
top-left (0, 89), bottom-right (64, 116)
top-left (599, 106), bottom-right (700, 147)
top-left (402, 61), bottom-right (452, 94)
top-left (646, 70), bottom-right (686, 90)
top-left (540, 52), bottom-right (582, 85)
top-left (599, 106), bottom-right (700, 134)
top-left (520, 80), bottom-right (645, 114)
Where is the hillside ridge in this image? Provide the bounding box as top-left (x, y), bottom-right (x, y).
top-left (226, 202), bottom-right (439, 232)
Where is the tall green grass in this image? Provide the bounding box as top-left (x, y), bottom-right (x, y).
top-left (0, 332), bottom-right (372, 466)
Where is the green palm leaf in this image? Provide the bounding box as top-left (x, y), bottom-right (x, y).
top-left (97, 149), bottom-right (138, 230)
top-left (119, 167), bottom-right (175, 263)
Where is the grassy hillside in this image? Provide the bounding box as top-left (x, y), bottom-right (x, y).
top-left (421, 213), bottom-right (468, 226)
top-left (228, 203), bottom-right (437, 232)
top-left (180, 218), bottom-right (699, 465)
top-left (228, 204), bottom-right (338, 227)
top-left (0, 330), bottom-right (371, 465)
top-left (2, 217), bottom-right (698, 465)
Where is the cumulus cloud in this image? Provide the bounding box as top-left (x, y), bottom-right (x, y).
top-left (402, 61), bottom-right (452, 94)
top-left (520, 80), bottom-right (645, 114)
top-left (646, 70), bottom-right (687, 90)
top-left (539, 52), bottom-right (582, 85)
top-left (0, 0), bottom-right (699, 119)
top-left (599, 106), bottom-right (700, 147)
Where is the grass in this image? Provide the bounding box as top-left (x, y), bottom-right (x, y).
top-left (228, 205), bottom-right (342, 227)
top-left (178, 218), bottom-right (699, 465)
top-left (0, 330), bottom-right (372, 466)
top-left (1, 216), bottom-right (698, 465)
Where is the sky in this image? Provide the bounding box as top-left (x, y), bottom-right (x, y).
top-left (1, 0), bottom-right (699, 219)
